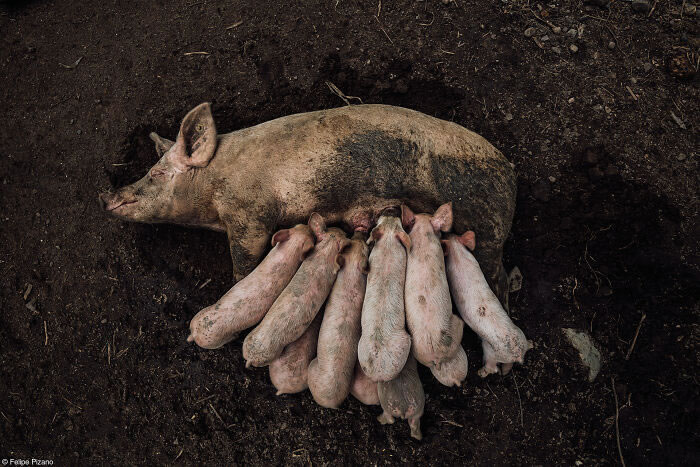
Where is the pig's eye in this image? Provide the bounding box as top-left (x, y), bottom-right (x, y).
top-left (150, 169), bottom-right (167, 179)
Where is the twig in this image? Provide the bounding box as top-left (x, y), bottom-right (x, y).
top-left (439, 415), bottom-right (464, 428)
top-left (61, 395), bottom-right (83, 411)
top-left (513, 372), bottom-right (524, 428)
top-left (374, 17), bottom-right (394, 45)
top-left (612, 377), bottom-right (626, 467)
top-left (376, 0), bottom-right (381, 18)
top-left (625, 314), bottom-right (646, 360)
top-left (209, 403), bottom-right (226, 427)
top-left (59, 56), bottom-right (83, 69)
top-left (194, 394), bottom-right (217, 404)
top-left (625, 86), bottom-right (638, 101)
top-left (648, 0), bottom-right (659, 17)
top-left (107, 342), bottom-right (111, 365)
top-left (485, 381), bottom-right (499, 399)
top-left (325, 81), bottom-right (363, 105)
top-left (198, 278), bottom-right (212, 289)
top-left (174, 449), bottom-right (184, 461)
top-left (44, 320), bottom-right (48, 346)
top-left (225, 21), bottom-right (243, 30)
top-left (183, 51), bottom-right (210, 56)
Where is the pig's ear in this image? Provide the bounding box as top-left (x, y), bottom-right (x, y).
top-left (440, 240), bottom-right (449, 256)
top-left (172, 103), bottom-right (218, 168)
top-left (401, 204), bottom-right (416, 231)
top-left (308, 213), bottom-right (327, 241)
top-left (301, 237), bottom-right (315, 257)
top-left (457, 231), bottom-right (476, 251)
top-left (271, 229), bottom-right (291, 247)
top-left (334, 253), bottom-right (345, 274)
top-left (431, 202), bottom-right (453, 233)
top-left (368, 228), bottom-right (382, 245)
top-left (149, 132), bottom-right (175, 158)
top-left (397, 231), bottom-right (412, 252)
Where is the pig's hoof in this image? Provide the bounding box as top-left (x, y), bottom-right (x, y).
top-left (186, 334), bottom-right (194, 343)
top-left (410, 428), bottom-right (423, 441)
top-left (377, 412), bottom-right (395, 425)
top-left (500, 362), bottom-right (514, 375)
top-left (478, 366), bottom-right (497, 378)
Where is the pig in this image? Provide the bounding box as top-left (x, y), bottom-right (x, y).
top-left (269, 312), bottom-right (323, 395)
top-left (357, 213), bottom-right (412, 382)
top-left (307, 231), bottom-right (369, 409)
top-left (429, 345), bottom-right (468, 387)
top-left (99, 103), bottom-right (516, 308)
top-left (349, 362), bottom-right (379, 406)
top-left (377, 355), bottom-right (425, 441)
top-left (242, 213), bottom-right (350, 367)
top-left (187, 223), bottom-right (315, 349)
top-left (402, 203), bottom-right (464, 368)
top-left (443, 231), bottom-right (533, 377)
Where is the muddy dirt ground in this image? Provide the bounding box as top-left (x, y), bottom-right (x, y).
top-left (1, 0), bottom-right (698, 464)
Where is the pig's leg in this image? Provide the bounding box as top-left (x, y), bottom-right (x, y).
top-left (377, 411), bottom-right (395, 425)
top-left (408, 416), bottom-right (422, 441)
top-left (226, 219), bottom-right (272, 282)
top-left (500, 362), bottom-right (513, 375)
top-left (477, 340), bottom-right (499, 378)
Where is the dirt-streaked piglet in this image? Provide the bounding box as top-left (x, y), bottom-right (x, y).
top-left (402, 203), bottom-right (464, 368)
top-left (430, 345), bottom-right (468, 387)
top-left (350, 362), bottom-right (379, 405)
top-left (377, 355), bottom-right (425, 440)
top-left (269, 312), bottom-right (323, 395)
top-left (358, 214), bottom-right (412, 382)
top-left (187, 224), bottom-right (315, 349)
top-left (307, 231), bottom-right (369, 408)
top-left (443, 231), bottom-right (533, 377)
top-left (243, 213), bottom-right (350, 367)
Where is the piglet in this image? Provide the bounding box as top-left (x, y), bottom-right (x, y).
top-left (429, 345), bottom-right (468, 387)
top-left (243, 213), bottom-right (350, 367)
top-left (402, 203), bottom-right (464, 368)
top-left (357, 214), bottom-right (412, 382)
top-left (443, 231), bottom-right (533, 377)
top-left (308, 231), bottom-right (369, 408)
top-left (269, 312), bottom-right (323, 395)
top-left (187, 224), bottom-right (314, 349)
top-left (377, 355), bottom-right (425, 441)
top-left (350, 361), bottom-right (379, 406)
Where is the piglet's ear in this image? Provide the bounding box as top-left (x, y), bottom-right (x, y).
top-left (271, 229), bottom-right (290, 247)
top-left (334, 253), bottom-right (345, 274)
top-left (308, 213), bottom-right (327, 241)
top-left (431, 202), bottom-right (453, 233)
top-left (440, 240), bottom-right (449, 256)
top-left (171, 103), bottom-right (218, 169)
top-left (397, 231), bottom-right (412, 252)
top-left (401, 204), bottom-right (416, 231)
top-left (458, 231), bottom-right (476, 251)
top-left (149, 132), bottom-right (175, 158)
top-left (368, 227), bottom-right (382, 245)
top-left (301, 237), bottom-right (315, 257)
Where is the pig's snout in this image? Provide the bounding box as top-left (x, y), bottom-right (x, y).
top-left (99, 191), bottom-right (136, 212)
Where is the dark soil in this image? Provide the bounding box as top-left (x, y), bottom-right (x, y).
top-left (1, 0), bottom-right (698, 464)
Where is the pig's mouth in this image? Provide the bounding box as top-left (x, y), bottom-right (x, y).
top-left (108, 199), bottom-right (137, 212)
top-left (99, 192), bottom-right (138, 212)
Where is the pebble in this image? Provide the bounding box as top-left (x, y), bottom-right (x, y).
top-left (77, 129), bottom-right (82, 135)
top-left (505, 112), bottom-right (513, 121)
top-left (552, 26), bottom-right (562, 34)
top-left (552, 46), bottom-right (561, 54)
top-left (524, 27), bottom-right (537, 38)
top-left (677, 154), bottom-right (687, 161)
top-left (569, 44), bottom-right (579, 53)
top-left (608, 41), bottom-right (616, 50)
top-left (684, 4), bottom-right (696, 15)
top-left (643, 62), bottom-right (653, 72)
top-left (442, 0), bottom-right (451, 5)
top-left (567, 28), bottom-right (578, 38)
top-left (548, 176), bottom-right (556, 183)
top-left (541, 35), bottom-right (550, 41)
top-left (568, 97), bottom-right (575, 103)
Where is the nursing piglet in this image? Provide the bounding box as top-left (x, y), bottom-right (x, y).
top-left (187, 224), bottom-right (314, 349)
top-left (243, 213), bottom-right (350, 367)
top-left (350, 362), bottom-right (379, 406)
top-left (443, 231), bottom-right (532, 377)
top-left (402, 203), bottom-right (464, 368)
top-left (377, 355), bottom-right (425, 441)
top-left (269, 312), bottom-right (323, 395)
top-left (357, 214), bottom-right (412, 382)
top-left (308, 231), bottom-right (369, 408)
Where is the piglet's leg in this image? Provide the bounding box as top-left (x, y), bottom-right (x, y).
top-left (500, 362), bottom-right (514, 375)
top-left (477, 340), bottom-right (499, 378)
top-left (377, 411), bottom-right (395, 425)
top-left (408, 417), bottom-right (422, 441)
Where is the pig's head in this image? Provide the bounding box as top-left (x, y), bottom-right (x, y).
top-left (401, 202), bottom-right (453, 235)
top-left (99, 103), bottom-right (219, 226)
top-left (368, 215), bottom-right (411, 251)
top-left (442, 231), bottom-right (476, 256)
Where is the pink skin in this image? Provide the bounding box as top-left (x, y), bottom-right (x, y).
top-left (350, 361), bottom-right (379, 406)
top-left (187, 224), bottom-right (315, 349)
top-left (377, 355), bottom-right (425, 441)
top-left (357, 215), bottom-right (412, 382)
top-left (243, 213), bottom-right (350, 367)
top-left (269, 312), bottom-right (323, 395)
top-left (429, 345), bottom-right (468, 387)
top-left (443, 232), bottom-right (533, 377)
top-left (402, 203), bottom-right (464, 368)
top-left (308, 231), bottom-right (369, 409)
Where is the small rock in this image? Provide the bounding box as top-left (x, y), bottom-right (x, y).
top-left (552, 46), bottom-right (561, 54)
top-left (593, 104), bottom-right (603, 112)
top-left (569, 44), bottom-right (579, 53)
top-left (643, 62), bottom-right (653, 73)
top-left (524, 27), bottom-right (537, 38)
top-left (508, 266), bottom-right (523, 292)
top-left (608, 41), bottom-right (616, 50)
top-left (684, 4), bottom-right (696, 15)
top-left (552, 26), bottom-right (562, 34)
top-left (548, 176), bottom-right (556, 183)
top-left (562, 328), bottom-right (602, 382)
top-left (567, 28), bottom-right (578, 38)
top-left (442, 0), bottom-right (451, 4)
top-left (568, 97), bottom-right (575, 103)
top-left (677, 154), bottom-right (687, 161)
top-left (630, 77), bottom-right (638, 84)
top-left (631, 0), bottom-right (650, 13)
top-left (541, 35), bottom-right (550, 41)
top-left (604, 106), bottom-right (612, 114)
top-left (505, 112), bottom-right (513, 121)
top-left (77, 129), bottom-right (82, 135)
